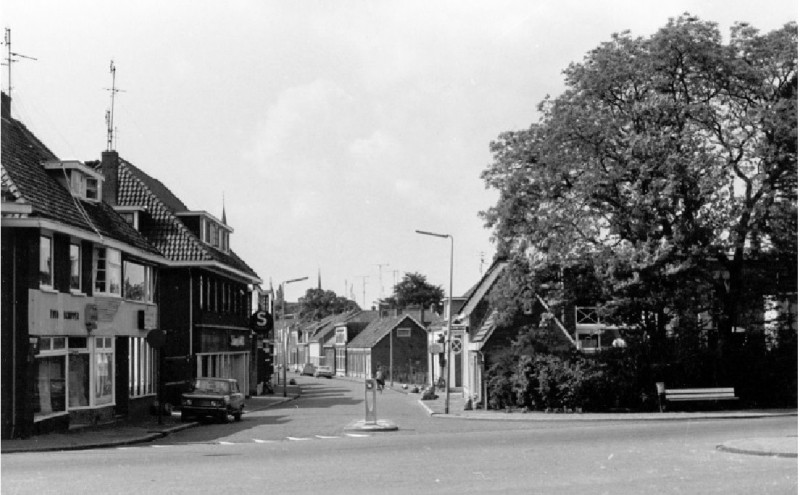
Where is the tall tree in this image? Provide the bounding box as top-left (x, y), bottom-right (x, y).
top-left (481, 15), bottom-right (797, 371)
top-left (297, 288), bottom-right (358, 321)
top-left (391, 272), bottom-right (445, 310)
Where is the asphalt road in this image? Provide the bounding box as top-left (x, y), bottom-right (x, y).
top-left (2, 376), bottom-right (796, 494)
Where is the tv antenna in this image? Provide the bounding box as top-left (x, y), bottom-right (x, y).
top-left (374, 263), bottom-right (389, 298)
top-left (2, 28), bottom-right (37, 101)
top-left (355, 275), bottom-right (369, 308)
top-left (104, 60), bottom-right (125, 151)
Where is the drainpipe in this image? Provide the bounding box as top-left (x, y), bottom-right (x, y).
top-left (189, 269), bottom-right (193, 371)
top-left (11, 237), bottom-right (17, 438)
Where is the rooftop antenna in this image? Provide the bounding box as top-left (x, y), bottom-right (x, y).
top-left (2, 28), bottom-right (37, 101)
top-left (374, 263), bottom-right (389, 299)
top-left (104, 60), bottom-right (125, 151)
top-left (355, 275), bottom-right (369, 308)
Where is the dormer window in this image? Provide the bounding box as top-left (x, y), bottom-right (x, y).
top-left (113, 206), bottom-right (146, 231)
top-left (86, 178), bottom-right (99, 200)
top-left (43, 160), bottom-right (103, 203)
top-left (176, 211), bottom-right (233, 253)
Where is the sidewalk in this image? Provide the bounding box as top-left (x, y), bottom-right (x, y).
top-left (1, 385), bottom-right (301, 454)
top-left (411, 386), bottom-right (797, 458)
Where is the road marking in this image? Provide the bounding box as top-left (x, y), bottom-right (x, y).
top-left (315, 435), bottom-right (341, 439)
top-left (286, 436), bottom-right (311, 441)
top-left (218, 441), bottom-right (235, 445)
top-left (345, 433), bottom-right (370, 438)
top-left (253, 439), bottom-right (275, 443)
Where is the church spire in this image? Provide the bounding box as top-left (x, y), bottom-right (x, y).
top-left (221, 192), bottom-right (227, 224)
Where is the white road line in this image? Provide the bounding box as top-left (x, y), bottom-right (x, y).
top-left (253, 439), bottom-right (275, 443)
top-left (218, 441), bottom-right (235, 445)
top-left (286, 436), bottom-right (311, 441)
top-left (315, 435), bottom-right (341, 439)
top-left (345, 433), bottom-right (370, 438)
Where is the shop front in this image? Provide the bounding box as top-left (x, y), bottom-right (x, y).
top-left (28, 289), bottom-right (158, 433)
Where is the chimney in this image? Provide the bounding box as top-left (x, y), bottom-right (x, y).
top-left (2, 92), bottom-right (10, 119)
top-left (101, 150), bottom-right (119, 205)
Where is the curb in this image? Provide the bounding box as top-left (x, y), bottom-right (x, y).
top-left (716, 444), bottom-right (797, 458)
top-left (415, 402), bottom-right (797, 422)
top-left (2, 390), bottom-right (303, 454)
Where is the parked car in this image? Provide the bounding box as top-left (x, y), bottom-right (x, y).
top-left (301, 363), bottom-right (316, 376)
top-left (314, 365), bottom-right (333, 378)
top-left (181, 377), bottom-right (245, 423)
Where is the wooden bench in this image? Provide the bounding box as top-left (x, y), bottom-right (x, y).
top-left (658, 386), bottom-right (738, 411)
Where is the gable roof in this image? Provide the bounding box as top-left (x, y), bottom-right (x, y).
top-left (112, 158), bottom-right (260, 283)
top-left (457, 259), bottom-right (509, 318)
top-left (1, 97), bottom-right (161, 258)
top-left (347, 314), bottom-right (424, 349)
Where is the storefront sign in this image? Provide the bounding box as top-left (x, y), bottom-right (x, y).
top-left (230, 335), bottom-right (246, 347)
top-left (95, 298), bottom-right (121, 322)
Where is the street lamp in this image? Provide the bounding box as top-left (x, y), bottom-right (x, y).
top-left (280, 276), bottom-right (308, 397)
top-left (415, 229), bottom-right (454, 414)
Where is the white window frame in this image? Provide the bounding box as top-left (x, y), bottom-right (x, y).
top-left (94, 337), bottom-right (114, 406)
top-left (85, 177), bottom-right (99, 200)
top-left (123, 260), bottom-right (155, 303)
top-left (94, 247), bottom-right (122, 296)
top-left (69, 242), bottom-right (82, 293)
top-left (39, 235), bottom-right (54, 289)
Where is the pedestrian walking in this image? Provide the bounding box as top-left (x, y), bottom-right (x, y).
top-left (375, 365), bottom-right (385, 393)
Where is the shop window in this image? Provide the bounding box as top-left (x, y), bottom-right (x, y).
top-left (94, 247), bottom-right (121, 296)
top-left (69, 243), bottom-right (81, 292)
top-left (33, 353), bottom-right (66, 418)
top-left (68, 353), bottom-right (90, 408)
top-left (68, 337), bottom-right (89, 408)
top-left (39, 236), bottom-right (53, 288)
top-left (95, 337), bottom-right (114, 405)
top-left (123, 261), bottom-right (154, 302)
top-left (129, 337), bottom-right (155, 397)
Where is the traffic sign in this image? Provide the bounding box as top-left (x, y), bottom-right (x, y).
top-left (252, 310), bottom-right (273, 333)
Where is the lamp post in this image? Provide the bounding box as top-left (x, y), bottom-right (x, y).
top-left (415, 229), bottom-right (453, 414)
top-left (280, 276), bottom-right (308, 397)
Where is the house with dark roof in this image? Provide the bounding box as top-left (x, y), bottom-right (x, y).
top-left (96, 146), bottom-right (261, 405)
top-left (346, 314), bottom-right (428, 386)
top-left (307, 310), bottom-right (360, 368)
top-left (1, 93), bottom-right (168, 438)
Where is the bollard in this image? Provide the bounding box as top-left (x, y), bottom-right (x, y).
top-left (365, 378), bottom-right (377, 424)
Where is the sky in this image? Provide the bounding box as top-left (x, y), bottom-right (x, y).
top-left (2, 1), bottom-right (796, 306)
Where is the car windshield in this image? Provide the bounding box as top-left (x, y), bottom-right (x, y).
top-left (192, 379), bottom-right (230, 394)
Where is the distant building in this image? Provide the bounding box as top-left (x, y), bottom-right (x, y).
top-left (346, 314), bottom-right (428, 385)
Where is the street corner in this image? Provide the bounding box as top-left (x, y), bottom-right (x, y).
top-left (717, 436), bottom-right (798, 458)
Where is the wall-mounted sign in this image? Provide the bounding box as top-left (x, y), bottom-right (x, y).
top-left (85, 304), bottom-right (98, 326)
top-left (230, 335), bottom-right (246, 347)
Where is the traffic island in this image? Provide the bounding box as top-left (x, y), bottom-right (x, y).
top-left (345, 419), bottom-right (399, 432)
top-left (345, 378), bottom-right (398, 431)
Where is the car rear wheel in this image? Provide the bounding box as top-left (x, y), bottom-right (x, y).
top-left (233, 406), bottom-right (243, 422)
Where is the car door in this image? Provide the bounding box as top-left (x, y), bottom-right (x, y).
top-left (230, 381), bottom-right (244, 409)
